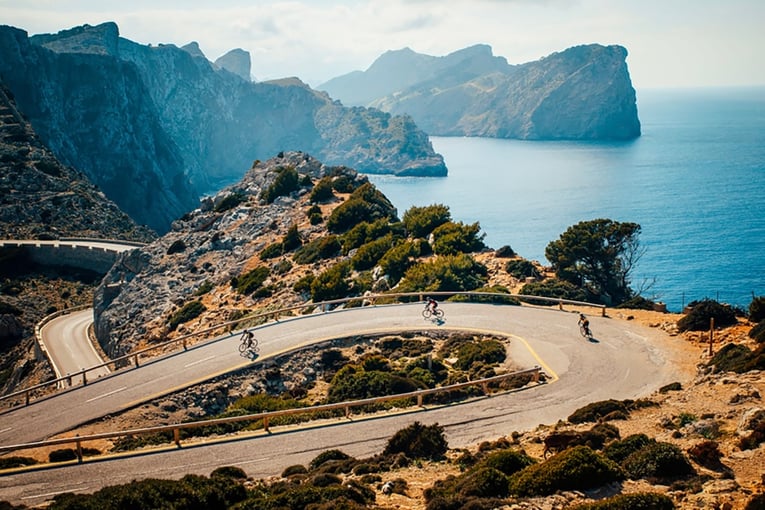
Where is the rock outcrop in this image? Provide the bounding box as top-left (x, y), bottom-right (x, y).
top-left (0, 23), bottom-right (446, 232)
top-left (93, 152), bottom-right (366, 356)
top-left (320, 43), bottom-right (641, 141)
top-left (214, 48), bottom-right (252, 81)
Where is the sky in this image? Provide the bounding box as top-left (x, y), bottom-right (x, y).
top-left (1, 0), bottom-right (764, 90)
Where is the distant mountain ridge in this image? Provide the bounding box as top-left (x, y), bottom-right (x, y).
top-left (0, 22), bottom-right (446, 233)
top-left (319, 44), bottom-right (641, 141)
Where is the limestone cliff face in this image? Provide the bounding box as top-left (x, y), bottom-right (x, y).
top-left (0, 22), bottom-right (446, 234)
top-left (0, 24), bottom-right (198, 233)
top-left (322, 44), bottom-right (641, 141)
top-left (0, 79), bottom-right (156, 241)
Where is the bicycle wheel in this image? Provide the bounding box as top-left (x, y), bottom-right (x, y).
top-left (579, 325), bottom-right (588, 338)
top-left (434, 309), bottom-right (444, 319)
top-left (422, 309), bottom-right (431, 318)
top-left (250, 338), bottom-right (259, 351)
top-left (238, 341), bottom-right (248, 353)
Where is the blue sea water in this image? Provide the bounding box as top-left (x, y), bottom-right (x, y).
top-left (368, 87), bottom-right (765, 312)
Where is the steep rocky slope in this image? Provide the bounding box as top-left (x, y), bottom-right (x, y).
top-left (0, 22), bottom-right (446, 232)
top-left (0, 81), bottom-right (156, 395)
top-left (321, 43), bottom-right (641, 141)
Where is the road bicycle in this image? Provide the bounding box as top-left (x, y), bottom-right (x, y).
top-left (238, 330), bottom-right (259, 354)
top-left (422, 305), bottom-right (444, 320)
top-left (579, 324), bottom-right (593, 339)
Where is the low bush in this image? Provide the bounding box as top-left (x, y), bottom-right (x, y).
top-left (49, 449), bottom-right (78, 462)
top-left (568, 399), bottom-right (629, 424)
top-left (477, 449), bottom-right (535, 476)
top-left (454, 340), bottom-right (506, 371)
top-left (677, 299), bottom-right (738, 332)
top-left (615, 295), bottom-right (656, 310)
top-left (293, 235), bottom-right (341, 264)
top-left (309, 450), bottom-right (353, 471)
top-left (505, 259), bottom-right (537, 279)
top-left (622, 441), bottom-right (695, 480)
top-left (708, 342), bottom-right (765, 373)
top-left (749, 295), bottom-right (765, 323)
top-left (573, 492), bottom-right (675, 509)
top-left (749, 320), bottom-right (765, 343)
top-left (260, 242), bottom-right (283, 259)
top-left (602, 433), bottom-right (654, 464)
top-left (261, 166), bottom-right (299, 203)
top-left (508, 446), bottom-right (623, 497)
top-left (397, 254), bottom-right (488, 293)
top-left (384, 421), bottom-right (448, 461)
top-left (168, 300), bottom-right (206, 331)
top-left (519, 278), bottom-right (588, 305)
top-left (214, 190), bottom-right (247, 212)
top-left (233, 266), bottom-right (271, 296)
top-left (310, 176), bottom-right (335, 203)
top-left (310, 261), bottom-right (351, 302)
top-left (455, 467), bottom-right (509, 498)
top-left (431, 221), bottom-right (485, 255)
top-left (402, 204), bottom-right (451, 238)
top-left (0, 456), bottom-right (38, 469)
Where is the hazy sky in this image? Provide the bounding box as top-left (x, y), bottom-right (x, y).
top-left (2, 0), bottom-right (763, 89)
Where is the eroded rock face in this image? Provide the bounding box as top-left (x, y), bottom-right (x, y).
top-left (214, 48), bottom-right (252, 81)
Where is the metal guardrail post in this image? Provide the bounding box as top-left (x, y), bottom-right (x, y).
top-left (134, 354), bottom-right (140, 367)
top-left (76, 435), bottom-right (83, 463)
top-left (417, 394), bottom-right (423, 407)
top-left (81, 371), bottom-right (87, 386)
top-left (263, 416), bottom-right (269, 432)
top-left (174, 429), bottom-right (181, 448)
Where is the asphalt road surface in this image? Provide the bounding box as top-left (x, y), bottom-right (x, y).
top-left (40, 309), bottom-right (110, 383)
top-left (0, 302), bottom-right (686, 505)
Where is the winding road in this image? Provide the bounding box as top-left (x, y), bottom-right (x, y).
top-left (0, 301), bottom-right (690, 505)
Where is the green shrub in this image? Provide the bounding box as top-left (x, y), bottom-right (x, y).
top-left (350, 235), bottom-right (393, 271)
top-left (326, 183), bottom-right (397, 233)
top-left (478, 449), bottom-right (535, 476)
top-left (749, 320), bottom-right (765, 343)
top-left (168, 300), bottom-right (207, 331)
top-left (708, 342), bottom-right (765, 373)
top-left (293, 235), bottom-right (341, 264)
top-left (214, 190), bottom-right (247, 212)
top-left (402, 204), bottom-right (451, 238)
top-left (211, 466), bottom-right (248, 480)
top-left (622, 441), bottom-right (695, 480)
top-left (508, 446), bottom-right (623, 497)
top-left (293, 273), bottom-right (314, 294)
top-left (310, 261), bottom-right (351, 302)
top-left (341, 218), bottom-right (396, 253)
top-left (455, 467), bottom-right (508, 498)
top-left (166, 239), bottom-right (187, 254)
top-left (398, 254), bottom-right (488, 293)
top-left (573, 492), bottom-right (675, 510)
top-left (749, 296), bottom-right (765, 323)
top-left (282, 224), bottom-right (302, 252)
top-left (233, 266), bottom-right (270, 295)
top-left (261, 166), bottom-right (299, 203)
top-left (328, 367), bottom-right (419, 402)
top-left (615, 295), bottom-right (656, 310)
top-left (568, 399), bottom-right (630, 424)
top-left (519, 278), bottom-right (588, 305)
top-left (379, 240), bottom-right (419, 284)
top-left (454, 340), bottom-right (506, 371)
top-left (431, 221), bottom-right (485, 255)
top-left (603, 434), bottom-right (654, 464)
top-left (384, 421), bottom-right (448, 461)
top-left (49, 449), bottom-right (78, 462)
top-left (310, 176), bottom-right (335, 203)
top-left (677, 299), bottom-right (738, 332)
top-left (260, 242), bottom-right (284, 259)
top-left (505, 259), bottom-right (537, 279)
top-left (310, 473), bottom-right (343, 487)
top-left (495, 245), bottom-right (515, 258)
top-left (310, 450), bottom-right (352, 470)
top-left (0, 456), bottom-right (38, 469)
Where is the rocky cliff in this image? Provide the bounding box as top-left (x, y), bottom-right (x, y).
top-left (0, 23), bottom-right (446, 232)
top-left (0, 81), bottom-right (156, 242)
top-left (320, 44), bottom-right (641, 141)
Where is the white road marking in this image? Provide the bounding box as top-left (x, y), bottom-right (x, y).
top-left (22, 485), bottom-right (89, 500)
top-left (85, 386), bottom-right (127, 403)
top-left (231, 457), bottom-right (271, 466)
top-left (0, 427), bottom-right (13, 434)
top-left (185, 355), bottom-right (216, 368)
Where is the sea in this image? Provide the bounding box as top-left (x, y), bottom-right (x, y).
top-left (367, 87), bottom-right (765, 312)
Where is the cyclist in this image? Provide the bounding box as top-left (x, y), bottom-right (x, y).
top-left (426, 296), bottom-right (438, 314)
top-left (242, 329), bottom-right (255, 349)
top-left (578, 313), bottom-right (591, 337)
